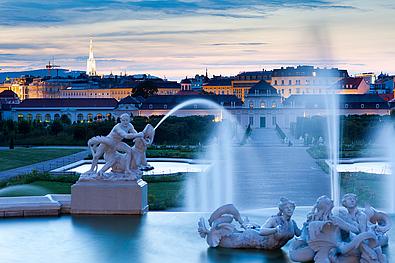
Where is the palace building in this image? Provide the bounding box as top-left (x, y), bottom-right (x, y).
top-left (271, 66), bottom-right (348, 98)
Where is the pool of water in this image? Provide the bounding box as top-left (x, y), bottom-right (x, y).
top-left (0, 208), bottom-right (393, 263)
top-left (336, 162), bottom-right (391, 175)
top-left (67, 161), bottom-right (210, 176)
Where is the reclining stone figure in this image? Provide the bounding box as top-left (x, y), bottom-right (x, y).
top-left (198, 198), bottom-right (301, 250)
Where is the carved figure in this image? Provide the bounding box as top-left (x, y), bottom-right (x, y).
top-left (289, 195), bottom-right (391, 263)
top-left (198, 198), bottom-right (301, 250)
top-left (131, 124), bottom-right (155, 171)
top-left (81, 113), bottom-right (155, 181)
top-left (339, 193), bottom-right (390, 262)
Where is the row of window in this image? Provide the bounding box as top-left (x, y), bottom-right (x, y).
top-left (64, 91), bottom-right (130, 96)
top-left (248, 101), bottom-right (277, 109)
top-left (17, 113), bottom-right (112, 122)
top-left (280, 88), bottom-right (311, 94)
top-left (344, 104), bottom-right (381, 109)
top-left (273, 79), bottom-right (331, 86)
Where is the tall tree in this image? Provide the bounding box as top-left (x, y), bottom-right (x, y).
top-left (132, 80), bottom-right (158, 98)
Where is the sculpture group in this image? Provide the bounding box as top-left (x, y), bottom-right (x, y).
top-left (80, 113), bottom-right (155, 181)
top-left (198, 194), bottom-right (391, 263)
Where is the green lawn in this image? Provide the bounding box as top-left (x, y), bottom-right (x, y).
top-left (0, 148), bottom-right (84, 171)
top-left (148, 181), bottom-right (185, 210)
top-left (340, 172), bottom-right (387, 208)
top-left (0, 181), bottom-right (72, 197)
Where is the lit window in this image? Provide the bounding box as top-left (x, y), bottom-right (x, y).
top-left (45, 114), bottom-right (51, 122)
top-left (87, 113), bottom-right (93, 122)
top-left (77, 114), bottom-right (84, 122)
top-left (18, 114), bottom-right (24, 121)
top-left (35, 114), bottom-right (42, 122)
top-left (260, 102), bottom-right (266, 108)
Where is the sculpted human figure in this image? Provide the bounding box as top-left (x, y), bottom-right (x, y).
top-left (87, 113), bottom-right (144, 176)
top-left (289, 195), bottom-right (383, 263)
top-left (198, 198), bottom-right (300, 250)
top-left (339, 193), bottom-right (388, 262)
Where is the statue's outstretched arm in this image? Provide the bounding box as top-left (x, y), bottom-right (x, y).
top-left (259, 217), bottom-right (278, 236)
top-left (293, 220), bottom-right (302, 237)
top-left (115, 126), bottom-right (143, 140)
top-left (125, 132), bottom-right (144, 140)
top-left (332, 216), bottom-right (359, 233)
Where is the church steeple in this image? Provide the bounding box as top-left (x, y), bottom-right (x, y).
top-left (86, 39), bottom-right (97, 76)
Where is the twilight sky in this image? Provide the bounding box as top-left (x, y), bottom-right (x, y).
top-left (0, 0), bottom-right (394, 80)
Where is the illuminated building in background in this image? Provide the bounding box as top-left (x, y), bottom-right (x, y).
top-left (86, 39), bottom-right (97, 76)
top-left (271, 66), bottom-right (348, 98)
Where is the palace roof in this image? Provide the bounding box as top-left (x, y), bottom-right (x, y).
top-left (248, 80), bottom-right (278, 95)
top-left (14, 98), bottom-right (118, 108)
top-left (0, 90), bottom-right (18, 98)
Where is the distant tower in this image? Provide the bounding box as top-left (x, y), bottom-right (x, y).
top-left (86, 39), bottom-right (97, 76)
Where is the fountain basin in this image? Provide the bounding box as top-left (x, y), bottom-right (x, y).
top-left (51, 158), bottom-right (210, 176)
top-left (336, 161), bottom-right (391, 175)
top-left (0, 207), bottom-right (393, 263)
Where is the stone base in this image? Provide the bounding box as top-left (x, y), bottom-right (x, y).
top-left (0, 196), bottom-right (60, 217)
top-left (71, 179), bottom-right (148, 215)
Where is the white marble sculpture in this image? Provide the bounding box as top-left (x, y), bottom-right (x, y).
top-left (198, 198), bottom-right (301, 249)
top-left (79, 113), bottom-right (155, 181)
top-left (289, 195), bottom-right (391, 263)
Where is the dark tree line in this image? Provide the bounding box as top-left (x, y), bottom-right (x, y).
top-left (292, 115), bottom-right (393, 146)
top-left (0, 115), bottom-right (218, 147)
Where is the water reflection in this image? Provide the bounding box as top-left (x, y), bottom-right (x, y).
top-left (203, 247), bottom-right (291, 263)
top-left (70, 215), bottom-right (146, 263)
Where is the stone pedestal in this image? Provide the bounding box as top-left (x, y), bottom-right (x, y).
top-left (71, 179), bottom-right (148, 215)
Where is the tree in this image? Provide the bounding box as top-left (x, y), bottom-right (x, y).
top-left (60, 114), bottom-right (71, 125)
top-left (132, 80), bottom-right (158, 98)
top-left (9, 137), bottom-right (14, 149)
top-left (18, 120), bottom-right (31, 135)
top-left (50, 120), bottom-right (63, 136)
top-left (73, 125), bottom-right (87, 141)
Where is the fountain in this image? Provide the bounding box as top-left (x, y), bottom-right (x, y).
top-left (198, 194), bottom-right (392, 262)
top-left (0, 95), bottom-right (394, 263)
top-left (325, 91), bottom-right (341, 208)
top-left (153, 98), bottom-right (239, 211)
top-left (376, 123), bottom-right (395, 212)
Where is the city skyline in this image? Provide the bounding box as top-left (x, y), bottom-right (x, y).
top-left (0, 0), bottom-right (394, 80)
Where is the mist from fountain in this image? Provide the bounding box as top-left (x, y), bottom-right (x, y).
top-left (377, 123), bottom-right (395, 212)
top-left (153, 98), bottom-right (240, 211)
top-left (325, 91), bottom-right (340, 208)
top-left (390, 126), bottom-right (395, 213)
